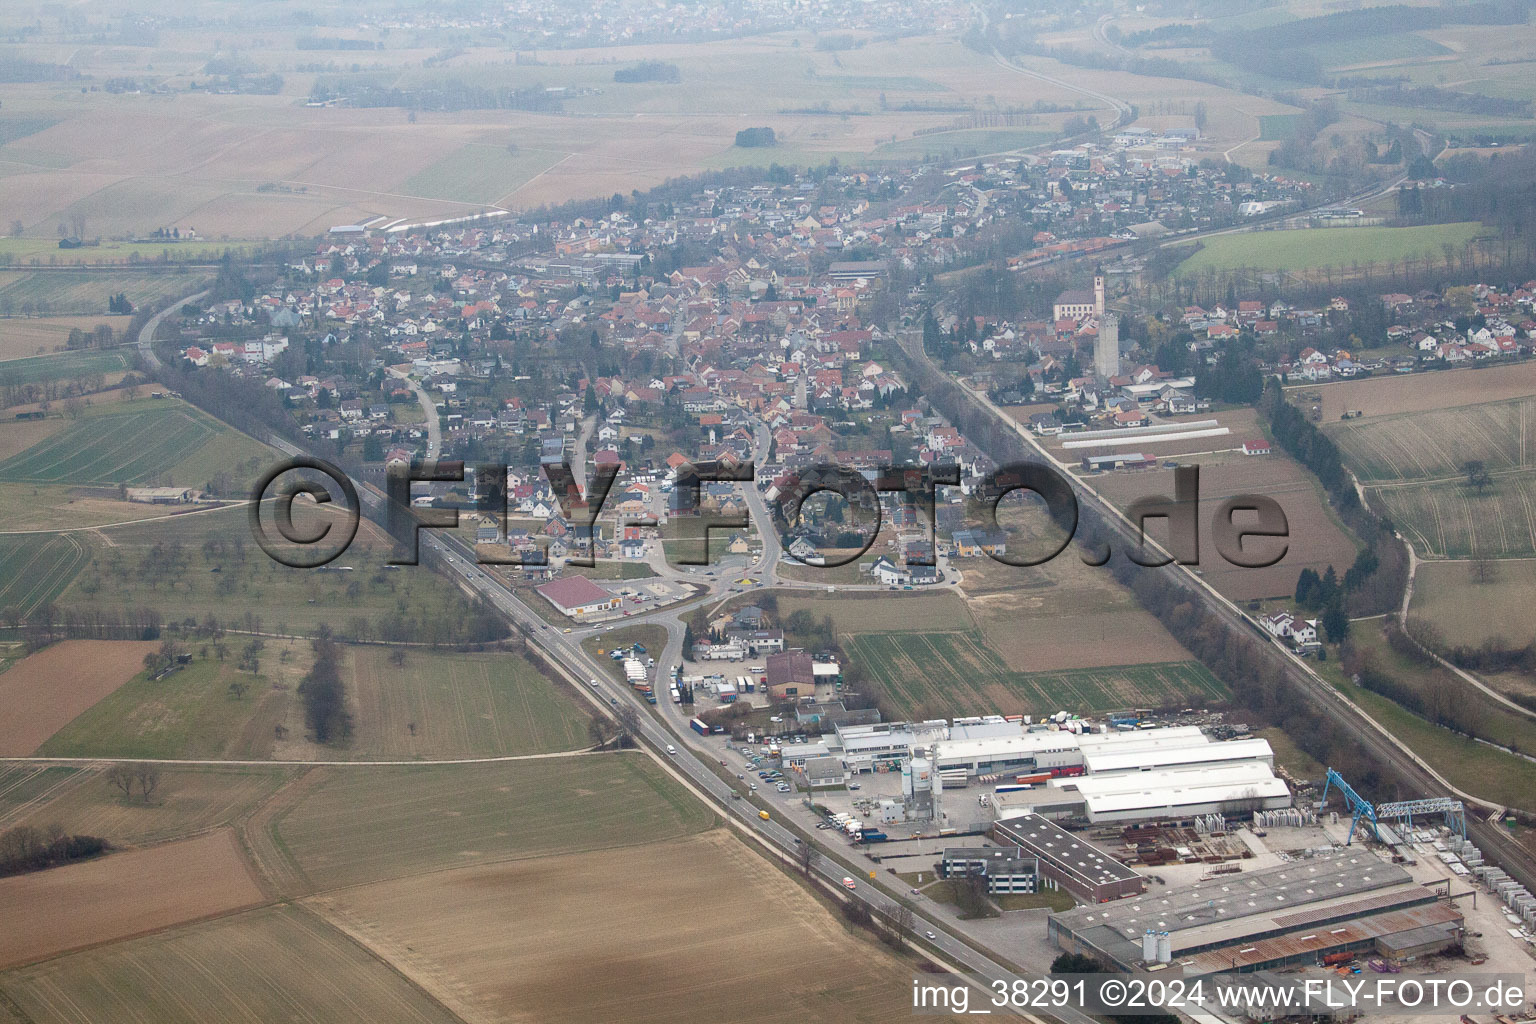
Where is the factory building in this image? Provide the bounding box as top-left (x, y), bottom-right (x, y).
top-left (1080, 737), bottom-right (1274, 776)
top-left (1069, 762), bottom-right (1292, 823)
top-left (941, 847), bottom-right (1040, 894)
top-left (993, 814), bottom-right (1146, 903)
top-left (1048, 851), bottom-right (1463, 975)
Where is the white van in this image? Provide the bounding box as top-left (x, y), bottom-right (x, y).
top-left (666, 745), bottom-right (677, 755)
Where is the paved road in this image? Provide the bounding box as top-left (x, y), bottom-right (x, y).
top-left (387, 367), bottom-right (441, 460)
top-left (135, 289), bottom-right (210, 370)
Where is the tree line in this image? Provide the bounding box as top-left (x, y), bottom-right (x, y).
top-left (0, 825), bottom-right (108, 878)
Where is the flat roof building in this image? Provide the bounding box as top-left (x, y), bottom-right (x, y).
top-left (1066, 762), bottom-right (1291, 823)
top-left (1047, 850), bottom-right (1459, 975)
top-left (1081, 737), bottom-right (1273, 777)
top-left (941, 846), bottom-right (1040, 894)
top-left (994, 814), bottom-right (1145, 903)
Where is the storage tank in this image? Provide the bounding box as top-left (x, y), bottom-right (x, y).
top-left (1156, 932), bottom-right (1172, 964)
top-left (1141, 930), bottom-right (1157, 961)
top-left (910, 757), bottom-right (933, 794)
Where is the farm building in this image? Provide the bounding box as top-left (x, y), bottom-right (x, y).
top-left (534, 575), bottom-right (621, 617)
top-left (124, 486), bottom-right (197, 504)
top-left (1081, 453), bottom-right (1157, 472)
top-left (1241, 439), bottom-right (1272, 455)
top-left (940, 846), bottom-right (1041, 894)
top-left (993, 814), bottom-right (1145, 903)
top-left (1048, 850), bottom-right (1461, 975)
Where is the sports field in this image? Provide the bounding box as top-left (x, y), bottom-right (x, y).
top-left (343, 646), bottom-right (590, 758)
top-left (0, 399), bottom-right (271, 488)
top-left (845, 628), bottom-right (1227, 717)
top-left (0, 904), bottom-right (463, 1024)
top-left (269, 753), bottom-right (716, 892)
top-left (1174, 222), bottom-right (1486, 276)
top-left (0, 532), bottom-right (88, 619)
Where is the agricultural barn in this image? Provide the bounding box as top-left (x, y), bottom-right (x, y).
top-left (941, 846), bottom-right (1040, 894)
top-left (993, 814), bottom-right (1145, 903)
top-left (1080, 452), bottom-right (1157, 472)
top-left (1048, 851), bottom-right (1461, 975)
top-left (534, 575), bottom-right (621, 617)
top-left (124, 486), bottom-right (196, 504)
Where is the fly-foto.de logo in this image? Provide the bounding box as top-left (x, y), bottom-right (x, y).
top-left (249, 456), bottom-right (1290, 572)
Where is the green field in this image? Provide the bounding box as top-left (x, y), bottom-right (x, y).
top-left (1317, 630), bottom-right (1536, 810)
top-left (1258, 113), bottom-right (1301, 140)
top-left (37, 655), bottom-right (291, 760)
top-left (845, 629), bottom-right (1226, 717)
top-left (0, 399), bottom-right (272, 488)
top-left (1369, 476), bottom-right (1536, 558)
top-left (0, 115), bottom-right (58, 147)
top-left (0, 347), bottom-right (132, 386)
top-left (0, 269), bottom-right (212, 314)
top-left (0, 532), bottom-right (89, 617)
top-left (0, 238), bottom-right (264, 266)
top-left (1330, 397), bottom-right (1534, 483)
top-left (1175, 222), bottom-right (1487, 276)
top-left (0, 905), bottom-right (464, 1024)
top-left (269, 754), bottom-right (716, 891)
top-left (0, 763), bottom-right (296, 846)
top-left (1302, 32), bottom-right (1450, 70)
top-left (1325, 395), bottom-right (1536, 558)
top-left (1409, 558), bottom-right (1536, 648)
top-left (64, 506), bottom-right (499, 643)
top-left (345, 646), bottom-right (591, 758)
top-left (400, 143), bottom-right (567, 204)
top-left (869, 128), bottom-right (1053, 162)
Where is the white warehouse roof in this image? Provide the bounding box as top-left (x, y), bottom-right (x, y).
top-left (1082, 737), bottom-right (1272, 776)
top-left (1074, 725), bottom-right (1206, 752)
top-left (1073, 762), bottom-right (1290, 820)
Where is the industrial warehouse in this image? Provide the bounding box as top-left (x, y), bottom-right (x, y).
top-left (781, 717), bottom-right (1289, 828)
top-left (1047, 849), bottom-right (1465, 976)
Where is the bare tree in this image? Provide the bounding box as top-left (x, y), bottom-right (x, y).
top-left (106, 763), bottom-right (135, 800)
top-left (796, 839), bottom-right (816, 876)
top-left (135, 764), bottom-right (161, 803)
top-left (890, 897), bottom-right (916, 947)
top-left (1470, 556), bottom-right (1498, 585)
top-left (587, 715), bottom-right (617, 750)
top-left (388, 648), bottom-right (407, 668)
top-left (1464, 460), bottom-right (1492, 494)
top-left (616, 703), bottom-right (641, 746)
